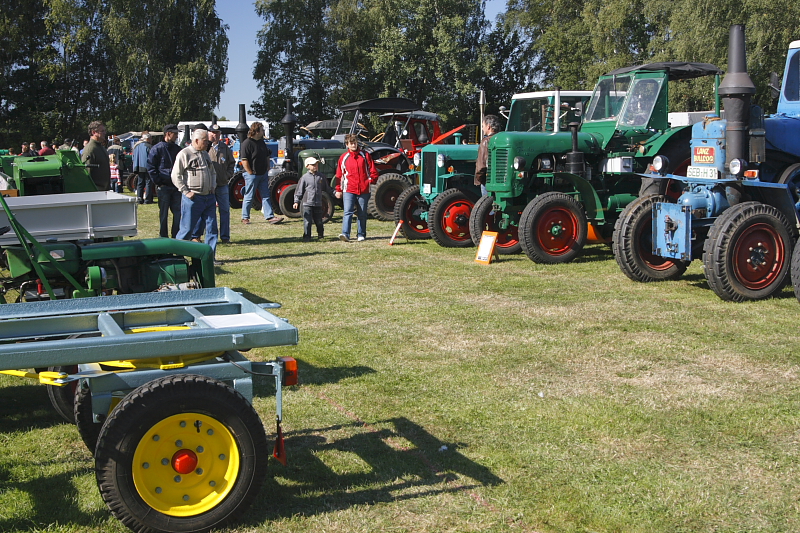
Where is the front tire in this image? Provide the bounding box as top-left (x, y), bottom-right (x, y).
top-left (95, 374), bottom-right (269, 533)
top-left (703, 202), bottom-right (794, 302)
top-left (469, 195), bottom-right (521, 254)
top-left (429, 188), bottom-right (477, 248)
top-left (612, 194), bottom-right (689, 282)
top-left (278, 184), bottom-right (301, 218)
top-left (368, 173), bottom-right (411, 221)
top-left (393, 185), bottom-right (430, 239)
top-left (519, 192), bottom-right (587, 264)
top-left (268, 172), bottom-right (299, 216)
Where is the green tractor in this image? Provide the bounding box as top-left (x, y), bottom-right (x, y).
top-left (469, 62), bottom-right (722, 262)
top-left (395, 90), bottom-right (591, 248)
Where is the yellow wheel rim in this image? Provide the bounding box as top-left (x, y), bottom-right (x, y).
top-left (132, 413), bottom-right (240, 516)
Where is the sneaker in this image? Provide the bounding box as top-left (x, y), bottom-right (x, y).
top-left (220, 239), bottom-right (230, 244)
top-left (338, 234), bottom-right (349, 242)
top-left (242, 218), bottom-right (250, 225)
top-left (317, 235), bottom-right (324, 240)
top-left (267, 216), bottom-right (283, 225)
top-left (357, 236), bottom-right (365, 242)
top-left (302, 235), bottom-right (311, 242)
top-left (213, 260), bottom-right (224, 266)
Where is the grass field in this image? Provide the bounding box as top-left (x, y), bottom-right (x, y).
top-left (1, 200), bottom-right (799, 532)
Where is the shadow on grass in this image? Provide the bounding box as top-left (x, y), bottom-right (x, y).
top-left (246, 417), bottom-right (504, 523)
top-left (0, 383), bottom-right (69, 432)
top-left (221, 250), bottom-right (350, 262)
top-left (571, 245), bottom-right (613, 264)
top-left (253, 361), bottom-right (376, 398)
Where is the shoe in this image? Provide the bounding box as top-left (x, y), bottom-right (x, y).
top-left (144, 201), bottom-right (154, 204)
top-left (317, 235), bottom-right (324, 240)
top-left (137, 198), bottom-right (144, 205)
top-left (267, 216), bottom-right (283, 225)
top-left (338, 234), bottom-right (349, 242)
top-left (302, 235), bottom-right (311, 242)
top-left (191, 238), bottom-right (202, 243)
top-left (221, 239), bottom-right (230, 244)
top-left (357, 236), bottom-right (365, 242)
top-left (242, 218), bottom-right (250, 225)
top-left (213, 260), bottom-right (224, 266)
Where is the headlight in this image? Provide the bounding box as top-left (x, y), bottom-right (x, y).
top-left (652, 155), bottom-right (669, 175)
top-left (513, 156), bottom-right (526, 171)
top-left (413, 152), bottom-right (421, 166)
top-left (437, 154), bottom-right (447, 168)
top-left (729, 158), bottom-right (747, 177)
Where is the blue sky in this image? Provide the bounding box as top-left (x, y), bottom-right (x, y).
top-left (215, 0), bottom-right (507, 122)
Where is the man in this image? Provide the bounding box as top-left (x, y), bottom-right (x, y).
top-left (240, 121), bottom-right (282, 224)
top-left (58, 138), bottom-right (73, 151)
top-left (474, 114), bottom-right (501, 197)
top-left (133, 132), bottom-right (153, 204)
top-left (81, 121), bottom-right (110, 190)
top-left (20, 142), bottom-right (30, 156)
top-left (26, 142), bottom-right (37, 157)
top-left (147, 124), bottom-right (183, 238)
top-left (207, 124), bottom-right (234, 243)
top-left (172, 128), bottom-right (219, 264)
top-left (80, 139), bottom-right (89, 155)
top-left (38, 140), bottom-right (55, 156)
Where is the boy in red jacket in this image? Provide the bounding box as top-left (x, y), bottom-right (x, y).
top-left (335, 134), bottom-right (378, 242)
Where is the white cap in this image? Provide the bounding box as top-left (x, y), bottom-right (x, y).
top-left (304, 156), bottom-right (320, 166)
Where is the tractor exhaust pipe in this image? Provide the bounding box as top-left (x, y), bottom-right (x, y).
top-left (281, 99), bottom-right (298, 170)
top-left (235, 104), bottom-right (248, 143)
top-left (566, 122), bottom-right (584, 177)
top-left (718, 24), bottom-right (756, 170)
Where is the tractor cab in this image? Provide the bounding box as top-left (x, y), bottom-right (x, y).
top-left (506, 91), bottom-right (592, 133)
top-left (378, 110), bottom-right (442, 157)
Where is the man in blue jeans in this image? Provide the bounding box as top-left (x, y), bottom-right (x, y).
top-left (240, 121), bottom-right (282, 225)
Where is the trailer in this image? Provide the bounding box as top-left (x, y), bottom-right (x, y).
top-left (0, 287), bottom-right (299, 532)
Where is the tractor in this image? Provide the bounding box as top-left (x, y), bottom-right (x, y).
top-left (612, 25), bottom-right (800, 303)
top-left (394, 90), bottom-right (592, 248)
top-left (274, 98), bottom-right (444, 221)
top-left (469, 62), bottom-right (722, 262)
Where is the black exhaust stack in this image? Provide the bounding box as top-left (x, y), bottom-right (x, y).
top-left (718, 25), bottom-right (756, 170)
top-left (566, 122), bottom-right (584, 177)
top-left (235, 104), bottom-right (248, 143)
top-left (281, 99), bottom-right (298, 170)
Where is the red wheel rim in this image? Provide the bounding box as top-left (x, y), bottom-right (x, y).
top-left (379, 186), bottom-right (403, 213)
top-left (535, 206), bottom-right (580, 256)
top-left (482, 209), bottom-right (518, 249)
top-left (234, 178), bottom-right (262, 204)
top-left (273, 180), bottom-right (295, 205)
top-left (438, 198), bottom-right (474, 241)
top-left (732, 222), bottom-right (786, 290)
top-left (404, 196), bottom-right (429, 234)
top-left (635, 211), bottom-right (677, 271)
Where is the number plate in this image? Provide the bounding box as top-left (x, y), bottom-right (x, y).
top-left (686, 166), bottom-right (718, 179)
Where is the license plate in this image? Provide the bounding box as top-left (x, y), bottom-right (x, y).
top-left (686, 166), bottom-right (718, 179)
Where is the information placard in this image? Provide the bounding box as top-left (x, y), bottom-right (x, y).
top-left (475, 231), bottom-right (498, 264)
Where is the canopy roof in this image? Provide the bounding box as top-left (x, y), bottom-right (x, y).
top-left (605, 62), bottom-right (722, 81)
top-left (337, 98), bottom-right (420, 112)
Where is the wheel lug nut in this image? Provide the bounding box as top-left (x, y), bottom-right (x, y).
top-left (196, 468), bottom-right (203, 475)
top-left (175, 440), bottom-right (183, 447)
top-left (142, 463), bottom-right (149, 469)
top-left (174, 475), bottom-right (181, 483)
top-left (219, 454), bottom-right (226, 460)
top-left (180, 421), bottom-right (186, 428)
top-left (183, 495), bottom-right (189, 501)
top-left (152, 435), bottom-right (160, 442)
top-left (209, 481), bottom-right (216, 487)
top-left (155, 487), bottom-right (162, 494)
top-left (196, 446), bottom-right (204, 453)
top-left (161, 458), bottom-right (169, 466)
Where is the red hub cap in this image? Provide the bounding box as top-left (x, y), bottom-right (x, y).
top-left (171, 449), bottom-right (198, 475)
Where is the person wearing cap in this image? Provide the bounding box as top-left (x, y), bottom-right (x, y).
top-left (207, 123), bottom-right (234, 243)
top-left (133, 131), bottom-right (153, 204)
top-left (240, 121), bottom-right (282, 225)
top-left (147, 124), bottom-right (183, 238)
top-left (58, 138), bottom-right (72, 150)
top-left (171, 128), bottom-right (219, 262)
top-left (81, 121), bottom-right (110, 190)
top-left (293, 156), bottom-right (333, 241)
top-left (20, 142), bottom-right (30, 156)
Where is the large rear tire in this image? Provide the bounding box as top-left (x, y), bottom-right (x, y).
top-left (268, 172), bottom-right (299, 216)
top-left (469, 195), bottom-right (521, 254)
top-left (393, 185), bottom-right (430, 239)
top-left (278, 184), bottom-right (301, 218)
top-left (95, 374), bottom-right (268, 533)
top-left (703, 202), bottom-right (794, 302)
top-left (519, 192), bottom-right (587, 264)
top-left (612, 194), bottom-right (689, 282)
top-left (228, 172), bottom-right (262, 211)
top-left (368, 173), bottom-right (411, 221)
top-left (429, 188), bottom-right (477, 248)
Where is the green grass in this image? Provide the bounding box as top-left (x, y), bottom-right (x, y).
top-left (1, 200), bottom-right (799, 532)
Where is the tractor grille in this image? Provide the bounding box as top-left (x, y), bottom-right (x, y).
top-left (491, 149), bottom-right (508, 185)
top-left (422, 152), bottom-right (437, 188)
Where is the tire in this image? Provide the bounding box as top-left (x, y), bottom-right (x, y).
top-left (429, 188), bottom-right (477, 248)
top-left (791, 236), bottom-right (800, 303)
top-left (469, 195), bottom-right (521, 254)
top-left (228, 172), bottom-right (262, 211)
top-left (703, 202), bottom-right (794, 302)
top-left (75, 384), bottom-right (103, 454)
top-left (126, 174), bottom-right (137, 193)
top-left (46, 365), bottom-right (78, 423)
top-left (778, 163), bottom-right (800, 204)
top-left (519, 192), bottom-right (587, 264)
top-left (367, 173), bottom-right (411, 221)
top-left (95, 374), bottom-right (268, 533)
top-left (321, 191), bottom-right (335, 224)
top-left (278, 184), bottom-right (301, 218)
top-left (268, 172), bottom-right (299, 216)
top-left (612, 194), bottom-right (689, 282)
top-left (393, 185), bottom-right (430, 239)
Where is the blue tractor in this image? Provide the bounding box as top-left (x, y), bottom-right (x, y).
top-left (612, 25), bottom-right (800, 302)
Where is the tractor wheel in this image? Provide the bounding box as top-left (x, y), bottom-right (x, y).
top-left (790, 236), bottom-right (800, 303)
top-left (46, 365), bottom-right (78, 423)
top-left (469, 195), bottom-right (521, 254)
top-left (367, 173), bottom-right (411, 221)
top-left (126, 174), bottom-right (137, 194)
top-left (393, 185), bottom-right (430, 240)
top-left (702, 202), bottom-right (794, 302)
top-left (228, 172), bottom-right (262, 211)
top-left (278, 184), bottom-right (301, 218)
top-left (639, 128), bottom-right (692, 198)
top-left (268, 172), bottom-right (299, 216)
top-left (321, 191), bottom-right (335, 224)
top-left (74, 384), bottom-right (103, 454)
top-left (95, 374), bottom-right (268, 533)
top-left (519, 192), bottom-right (587, 264)
top-left (429, 188), bottom-right (477, 248)
top-left (612, 194), bottom-right (689, 282)
top-left (778, 163), bottom-right (800, 203)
